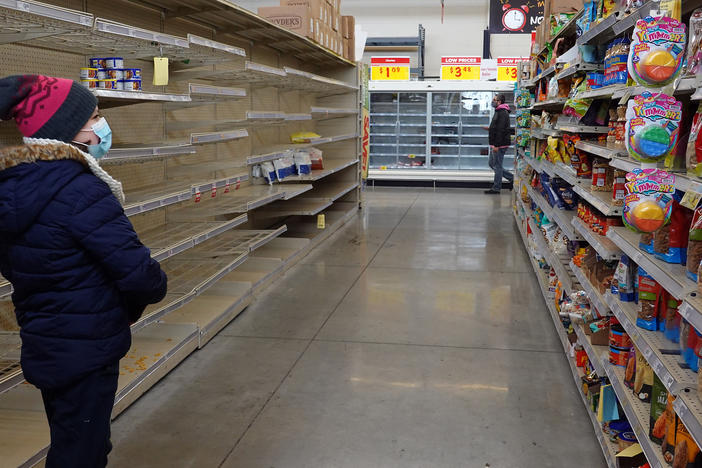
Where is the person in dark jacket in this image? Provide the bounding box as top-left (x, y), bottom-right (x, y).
top-left (485, 93), bottom-right (514, 194)
top-left (0, 75), bottom-right (167, 468)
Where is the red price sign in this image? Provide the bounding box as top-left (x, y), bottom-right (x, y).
top-left (371, 57), bottom-right (410, 81)
top-left (497, 57), bottom-right (528, 82)
top-left (441, 57), bottom-right (481, 80)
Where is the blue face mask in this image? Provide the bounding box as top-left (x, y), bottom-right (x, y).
top-left (85, 117), bottom-right (112, 159)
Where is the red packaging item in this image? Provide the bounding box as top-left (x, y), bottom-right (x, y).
top-left (654, 200), bottom-right (693, 265)
top-left (308, 147), bottom-right (323, 170)
top-left (576, 349), bottom-right (588, 367)
top-left (612, 170), bottom-right (626, 205)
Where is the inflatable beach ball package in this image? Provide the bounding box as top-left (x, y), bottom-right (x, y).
top-left (628, 16), bottom-right (686, 87)
top-left (623, 168), bottom-right (676, 234)
top-left (625, 92), bottom-right (682, 163)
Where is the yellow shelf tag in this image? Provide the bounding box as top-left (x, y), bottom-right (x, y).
top-left (153, 57), bottom-right (169, 86)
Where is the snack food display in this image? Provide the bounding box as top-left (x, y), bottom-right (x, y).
top-left (687, 103), bottom-right (702, 178)
top-left (686, 9), bottom-right (702, 76)
top-left (625, 92), bottom-right (682, 163)
top-left (623, 171), bottom-right (675, 234)
top-left (628, 16), bottom-right (686, 87)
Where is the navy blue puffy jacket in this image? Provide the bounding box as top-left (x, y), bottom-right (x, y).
top-left (0, 143), bottom-right (167, 389)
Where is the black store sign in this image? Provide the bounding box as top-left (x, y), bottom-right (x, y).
top-left (489, 0), bottom-right (545, 34)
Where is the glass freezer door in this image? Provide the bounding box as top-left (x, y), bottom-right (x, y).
top-left (396, 92), bottom-right (428, 170)
top-left (369, 93), bottom-right (399, 170)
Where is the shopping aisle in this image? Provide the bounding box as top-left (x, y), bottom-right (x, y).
top-left (109, 188), bottom-right (605, 468)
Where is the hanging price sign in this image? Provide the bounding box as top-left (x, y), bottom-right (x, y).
top-left (371, 57), bottom-right (410, 81)
top-left (440, 57), bottom-right (480, 80)
top-left (497, 57), bottom-right (527, 82)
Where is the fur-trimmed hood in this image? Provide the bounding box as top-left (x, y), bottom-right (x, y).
top-left (0, 141), bottom-right (124, 238)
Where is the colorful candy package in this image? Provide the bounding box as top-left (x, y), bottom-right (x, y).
top-left (637, 267), bottom-right (662, 331)
top-left (623, 168), bottom-right (676, 233)
top-left (625, 92), bottom-right (682, 163)
top-left (688, 206), bottom-right (702, 281)
top-left (686, 9), bottom-right (702, 76)
top-left (653, 197), bottom-right (693, 264)
top-left (686, 103), bottom-right (702, 177)
top-left (628, 16), bottom-right (686, 87)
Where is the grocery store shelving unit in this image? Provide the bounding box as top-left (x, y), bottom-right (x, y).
top-left (514, 199), bottom-right (616, 468)
top-left (0, 0), bottom-right (359, 465)
top-left (367, 80), bottom-right (514, 182)
top-left (515, 1), bottom-right (702, 466)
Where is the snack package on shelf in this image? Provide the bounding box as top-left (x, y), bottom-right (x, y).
top-left (309, 147), bottom-right (323, 170)
top-left (294, 150), bottom-right (312, 175)
top-left (637, 267), bottom-right (662, 331)
top-left (663, 297), bottom-right (682, 342)
top-left (640, 232), bottom-right (655, 253)
top-left (628, 16), bottom-right (686, 87)
top-left (633, 345), bottom-right (654, 402)
top-left (592, 158), bottom-right (613, 191)
top-left (273, 156), bottom-right (296, 180)
top-left (612, 255), bottom-right (636, 302)
top-left (613, 169), bottom-right (627, 206)
top-left (653, 198), bottom-right (692, 265)
top-left (681, 320), bottom-right (701, 372)
top-left (649, 373), bottom-right (669, 445)
top-left (687, 206), bottom-right (702, 281)
top-left (290, 131), bottom-right (321, 144)
top-left (659, 0), bottom-right (681, 21)
top-left (686, 9), bottom-right (702, 77)
top-left (603, 38), bottom-right (630, 86)
top-left (625, 93), bottom-right (682, 163)
top-left (662, 394), bottom-right (678, 463)
top-left (672, 416), bottom-right (702, 468)
top-left (686, 103), bottom-right (702, 178)
top-left (261, 161), bottom-right (277, 184)
top-left (624, 347), bottom-right (637, 388)
top-left (623, 168), bottom-right (675, 234)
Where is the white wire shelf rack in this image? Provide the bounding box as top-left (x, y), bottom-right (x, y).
top-left (168, 183), bottom-right (312, 221)
top-left (0, 1), bottom-right (246, 64)
top-left (139, 214), bottom-right (248, 262)
top-left (571, 218), bottom-right (622, 261)
top-left (606, 226), bottom-right (695, 301)
top-left (102, 143), bottom-right (196, 165)
top-left (569, 261), bottom-right (611, 318)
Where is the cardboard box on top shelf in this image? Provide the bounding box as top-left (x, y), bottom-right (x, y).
top-left (543, 0), bottom-right (580, 40)
top-left (258, 5), bottom-right (314, 39)
top-left (342, 15), bottom-right (355, 39)
top-left (282, 0), bottom-right (325, 22)
top-left (344, 37), bottom-right (355, 61)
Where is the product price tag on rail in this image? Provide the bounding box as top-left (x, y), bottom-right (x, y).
top-left (370, 57), bottom-right (410, 81)
top-left (681, 190), bottom-right (702, 210)
top-left (440, 57), bottom-right (480, 80)
top-left (496, 57), bottom-right (526, 82)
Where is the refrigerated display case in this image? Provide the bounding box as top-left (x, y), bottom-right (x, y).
top-left (368, 81), bottom-right (515, 181)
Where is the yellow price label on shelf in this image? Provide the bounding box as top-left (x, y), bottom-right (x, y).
top-left (440, 57), bottom-right (480, 81)
top-left (497, 57), bottom-right (528, 82)
top-left (370, 57), bottom-right (410, 81)
top-left (380, 166), bottom-right (388, 170)
top-left (408, 154), bottom-right (415, 159)
top-left (317, 214), bottom-right (326, 229)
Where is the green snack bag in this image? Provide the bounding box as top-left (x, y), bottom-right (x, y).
top-left (649, 374), bottom-right (669, 445)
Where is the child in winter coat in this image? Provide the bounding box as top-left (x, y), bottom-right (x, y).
top-left (0, 74), bottom-right (167, 468)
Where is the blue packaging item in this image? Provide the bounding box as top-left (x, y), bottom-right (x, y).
top-left (612, 255), bottom-right (635, 302)
top-left (639, 234), bottom-right (655, 254)
top-left (636, 267), bottom-right (660, 331)
top-left (681, 321), bottom-right (698, 371)
top-left (261, 162), bottom-right (277, 184)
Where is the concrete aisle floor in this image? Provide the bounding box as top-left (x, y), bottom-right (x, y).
top-left (109, 188), bottom-right (606, 468)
